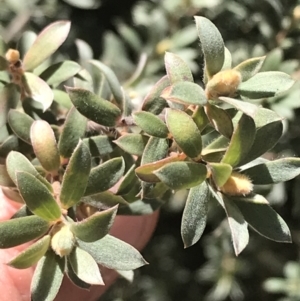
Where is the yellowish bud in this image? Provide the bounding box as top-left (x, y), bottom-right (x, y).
top-left (219, 172), bottom-right (253, 196)
top-left (293, 5), bottom-right (300, 21)
top-left (5, 49), bottom-right (20, 64)
top-left (205, 69), bottom-right (242, 100)
top-left (51, 223), bottom-right (75, 257)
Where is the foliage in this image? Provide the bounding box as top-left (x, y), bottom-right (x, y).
top-left (0, 1), bottom-right (300, 301)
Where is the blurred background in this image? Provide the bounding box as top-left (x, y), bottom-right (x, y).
top-left (2, 0), bottom-right (300, 300)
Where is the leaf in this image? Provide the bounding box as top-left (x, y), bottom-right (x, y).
top-left (219, 97), bottom-right (258, 118)
top-left (0, 164), bottom-right (14, 187)
top-left (31, 251), bottom-right (64, 301)
top-left (82, 191), bottom-right (129, 209)
top-left (30, 120), bottom-right (60, 172)
top-left (66, 87), bottom-right (121, 127)
top-left (114, 134), bottom-right (148, 156)
top-left (69, 247), bottom-right (104, 285)
top-left (161, 81), bottom-right (207, 106)
top-left (23, 21), bottom-right (71, 71)
top-left (58, 106), bottom-right (87, 158)
top-left (53, 89), bottom-right (72, 109)
top-left (0, 84), bottom-right (20, 128)
top-left (8, 109), bottom-right (34, 144)
top-left (181, 181), bottom-right (209, 248)
top-left (6, 151), bottom-right (52, 190)
top-left (234, 200), bottom-right (291, 243)
top-left (234, 56), bottom-right (266, 82)
top-left (209, 162), bottom-right (232, 187)
top-left (166, 108), bottom-right (202, 158)
top-left (141, 136), bottom-right (169, 165)
top-left (221, 114), bottom-right (256, 167)
top-left (238, 72), bottom-right (295, 98)
top-left (239, 120), bottom-right (283, 165)
top-left (65, 260), bottom-right (91, 290)
top-left (0, 55), bottom-right (8, 70)
top-left (164, 52), bottom-right (193, 84)
top-left (84, 157), bottom-right (125, 196)
top-left (117, 270), bottom-right (134, 282)
top-left (17, 171), bottom-right (61, 221)
top-left (242, 158), bottom-right (300, 184)
top-left (204, 103), bottom-right (233, 139)
top-left (39, 60), bottom-right (81, 86)
top-left (133, 111), bottom-right (169, 138)
top-left (194, 16), bottom-right (224, 77)
top-left (22, 72), bottom-right (53, 112)
top-left (83, 135), bottom-right (115, 157)
top-left (77, 234), bottom-right (147, 270)
top-left (60, 140), bottom-right (91, 209)
top-left (89, 60), bottom-right (123, 106)
top-left (142, 75), bottom-right (169, 114)
top-left (70, 206), bottom-right (118, 242)
top-left (154, 161), bottom-right (207, 190)
top-left (116, 164), bottom-right (137, 195)
top-left (8, 235), bottom-right (51, 269)
top-left (223, 197), bottom-right (249, 255)
top-left (0, 135), bottom-right (19, 157)
top-left (0, 215), bottom-right (50, 248)
top-left (192, 106), bottom-right (209, 132)
top-left (136, 153), bottom-right (186, 183)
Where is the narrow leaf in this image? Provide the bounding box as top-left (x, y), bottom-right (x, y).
top-left (40, 60), bottom-right (81, 86)
top-left (239, 120), bottom-right (283, 165)
top-left (204, 103), bottom-right (233, 139)
top-left (223, 197), bottom-right (249, 255)
top-left (142, 75), bottom-right (169, 114)
top-left (89, 60), bottom-right (123, 106)
top-left (58, 106), bottom-right (87, 158)
top-left (154, 161), bottom-right (207, 190)
top-left (17, 171), bottom-right (61, 221)
top-left (60, 140), bottom-right (91, 209)
top-left (242, 158), bottom-right (300, 184)
top-left (23, 21), bottom-right (71, 71)
top-left (70, 206), bottom-right (118, 242)
top-left (136, 153), bottom-right (186, 183)
top-left (66, 87), bottom-right (121, 127)
top-left (181, 181), bottom-right (209, 248)
top-left (133, 111), bottom-right (169, 138)
top-left (0, 215), bottom-right (50, 248)
top-left (0, 84), bottom-right (20, 128)
top-left (238, 71), bottom-right (295, 98)
top-left (31, 251), bottom-right (64, 301)
top-left (84, 157), bottom-right (125, 196)
top-left (114, 134), bottom-right (148, 156)
top-left (31, 120), bottom-right (60, 172)
top-left (66, 260), bottom-right (91, 290)
top-left (77, 234), bottom-right (147, 270)
top-left (22, 72), bottom-right (53, 111)
top-left (8, 109), bottom-right (34, 144)
top-left (234, 56), bottom-right (266, 82)
top-left (166, 108), bottom-right (202, 158)
top-left (234, 200), bottom-right (291, 242)
top-left (195, 16), bottom-right (224, 77)
top-left (141, 136), bottom-right (169, 165)
top-left (221, 114), bottom-right (256, 167)
top-left (161, 81), bottom-right (207, 106)
top-left (83, 135), bottom-right (114, 157)
top-left (69, 247), bottom-right (104, 285)
top-left (8, 235), bottom-right (51, 269)
top-left (164, 52), bottom-right (193, 84)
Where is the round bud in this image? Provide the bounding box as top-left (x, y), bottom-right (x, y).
top-left (219, 172), bottom-right (253, 196)
top-left (51, 223), bottom-right (75, 257)
top-left (205, 69), bottom-right (242, 100)
top-left (5, 49), bottom-right (20, 64)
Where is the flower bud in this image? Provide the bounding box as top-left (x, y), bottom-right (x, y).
top-left (205, 69), bottom-right (242, 100)
top-left (5, 49), bottom-right (20, 64)
top-left (220, 172), bottom-right (253, 196)
top-left (51, 223), bottom-right (75, 257)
